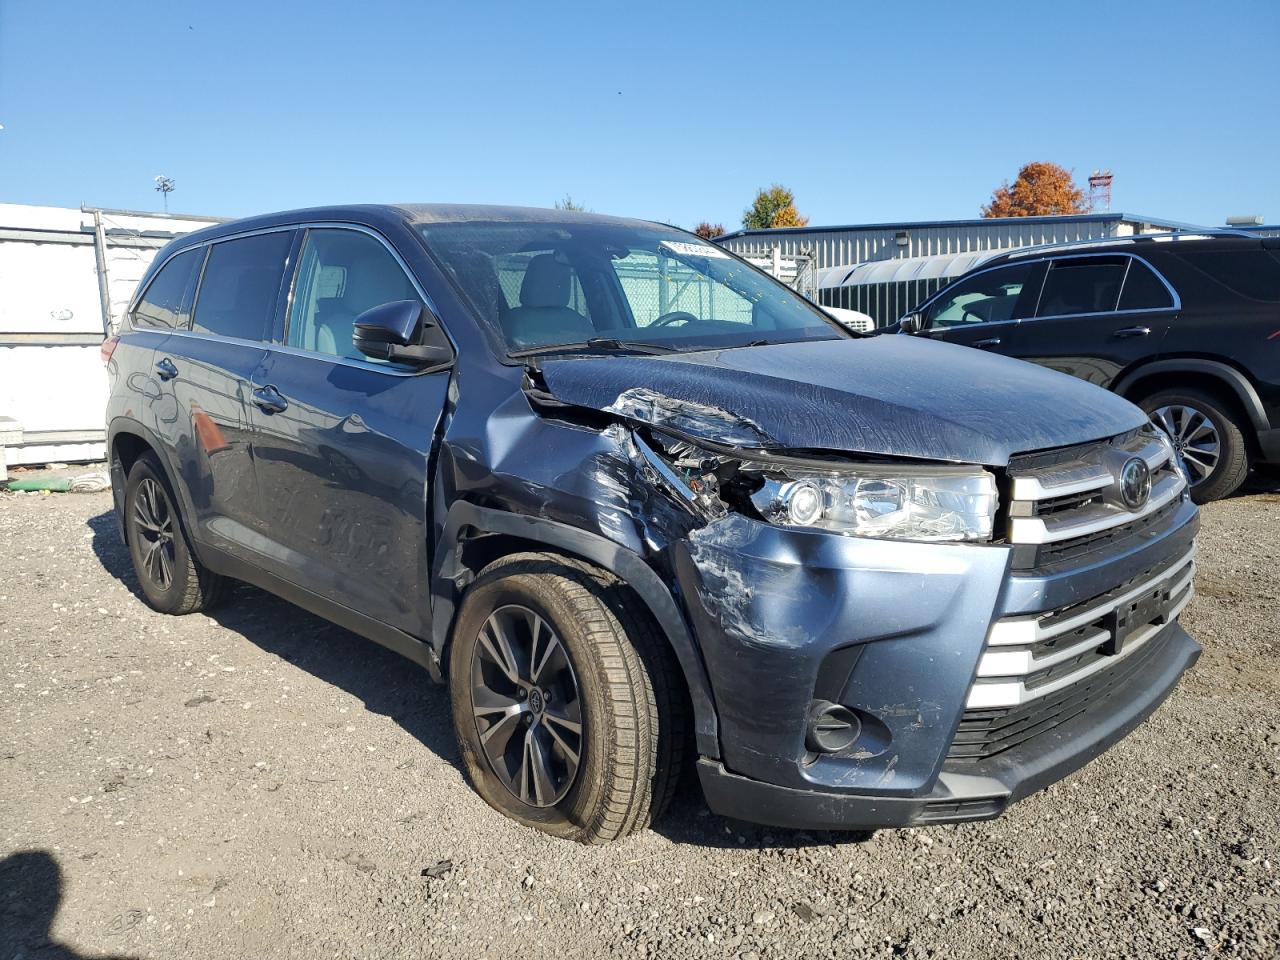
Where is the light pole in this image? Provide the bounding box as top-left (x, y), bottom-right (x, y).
top-left (153, 175), bottom-right (176, 213)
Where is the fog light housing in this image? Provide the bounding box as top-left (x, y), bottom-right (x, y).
top-left (804, 700), bottom-right (862, 754)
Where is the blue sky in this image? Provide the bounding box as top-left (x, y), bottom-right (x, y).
top-left (1, 1), bottom-right (1277, 229)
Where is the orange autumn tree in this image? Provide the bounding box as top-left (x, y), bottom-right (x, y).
top-left (694, 221), bottom-right (726, 239)
top-left (743, 185), bottom-right (809, 229)
top-left (982, 162), bottom-right (1090, 218)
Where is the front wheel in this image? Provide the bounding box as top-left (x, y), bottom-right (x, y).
top-left (449, 554), bottom-right (683, 844)
top-left (1141, 387), bottom-right (1250, 503)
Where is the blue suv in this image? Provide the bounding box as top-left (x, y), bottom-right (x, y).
top-left (103, 205), bottom-right (1201, 843)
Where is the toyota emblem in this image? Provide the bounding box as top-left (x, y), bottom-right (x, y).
top-left (1120, 457), bottom-right (1152, 510)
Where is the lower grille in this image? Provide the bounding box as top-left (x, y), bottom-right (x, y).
top-left (948, 621), bottom-right (1175, 762)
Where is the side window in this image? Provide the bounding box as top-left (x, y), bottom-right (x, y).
top-left (191, 231), bottom-right (293, 341)
top-left (611, 248), bottom-right (755, 326)
top-left (1172, 249), bottom-right (1280, 302)
top-left (287, 229), bottom-right (420, 359)
top-left (132, 248), bottom-right (203, 330)
top-left (1117, 259), bottom-right (1175, 311)
top-left (925, 262), bottom-right (1036, 328)
top-left (1036, 257), bottom-right (1126, 318)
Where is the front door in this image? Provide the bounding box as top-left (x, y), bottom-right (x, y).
top-left (920, 260), bottom-right (1045, 358)
top-left (246, 226), bottom-right (450, 636)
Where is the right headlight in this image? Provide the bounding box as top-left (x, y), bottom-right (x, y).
top-left (745, 462), bottom-right (998, 542)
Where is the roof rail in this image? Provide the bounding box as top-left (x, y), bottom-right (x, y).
top-left (999, 229), bottom-right (1257, 260)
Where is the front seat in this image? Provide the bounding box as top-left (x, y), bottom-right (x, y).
top-left (501, 254), bottom-right (594, 348)
top-left (313, 253), bottom-right (417, 358)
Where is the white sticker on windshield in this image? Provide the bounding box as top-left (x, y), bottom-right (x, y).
top-left (659, 240), bottom-right (730, 259)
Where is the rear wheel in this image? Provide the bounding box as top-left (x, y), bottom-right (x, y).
top-left (124, 453), bottom-right (226, 614)
top-left (449, 553), bottom-right (684, 844)
top-left (1141, 387), bottom-right (1250, 503)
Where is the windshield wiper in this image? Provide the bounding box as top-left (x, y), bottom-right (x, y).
top-left (509, 337), bottom-right (681, 359)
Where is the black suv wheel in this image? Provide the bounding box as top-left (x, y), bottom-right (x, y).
top-left (124, 453), bottom-right (226, 614)
top-left (449, 554), bottom-right (684, 843)
top-left (1141, 387), bottom-right (1250, 503)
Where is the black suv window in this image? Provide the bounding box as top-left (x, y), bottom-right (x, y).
top-left (1036, 257), bottom-right (1125, 317)
top-left (133, 247), bottom-right (204, 330)
top-left (192, 231), bottom-right (293, 341)
top-left (1117, 259), bottom-right (1175, 311)
top-left (287, 229), bottom-right (420, 359)
top-left (1173, 248), bottom-right (1280, 302)
top-left (924, 262), bottom-right (1037, 328)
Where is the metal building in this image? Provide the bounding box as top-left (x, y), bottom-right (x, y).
top-left (716, 212), bottom-right (1204, 327)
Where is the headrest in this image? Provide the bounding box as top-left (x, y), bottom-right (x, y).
top-left (519, 254), bottom-right (571, 308)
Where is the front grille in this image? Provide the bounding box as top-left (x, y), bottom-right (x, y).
top-left (1005, 427), bottom-right (1187, 571)
top-left (949, 618), bottom-right (1176, 762)
top-left (965, 544), bottom-right (1195, 711)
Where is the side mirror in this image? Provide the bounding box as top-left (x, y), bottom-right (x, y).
top-left (353, 300), bottom-right (453, 369)
top-left (898, 312), bottom-right (922, 335)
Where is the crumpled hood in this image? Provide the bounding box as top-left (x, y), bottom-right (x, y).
top-left (537, 335), bottom-right (1148, 465)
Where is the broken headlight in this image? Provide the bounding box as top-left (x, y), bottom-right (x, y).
top-left (745, 462), bottom-right (998, 542)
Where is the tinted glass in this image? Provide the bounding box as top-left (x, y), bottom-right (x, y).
top-left (192, 231), bottom-right (293, 341)
top-left (1174, 249), bottom-right (1280, 302)
top-left (925, 263), bottom-right (1035, 328)
top-left (419, 221), bottom-right (843, 354)
top-left (133, 248), bottom-right (203, 330)
top-left (1037, 258), bottom-right (1125, 317)
top-left (1118, 259), bottom-right (1174, 311)
top-left (287, 229), bottom-right (420, 359)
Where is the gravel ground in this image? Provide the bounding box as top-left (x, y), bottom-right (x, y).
top-left (2, 468), bottom-right (1278, 959)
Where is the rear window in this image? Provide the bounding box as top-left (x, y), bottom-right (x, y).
top-left (133, 247), bottom-right (203, 330)
top-left (1172, 248), bottom-right (1280, 302)
top-left (1036, 258), bottom-right (1125, 317)
top-left (1117, 259), bottom-right (1175, 311)
top-left (192, 231), bottom-right (293, 341)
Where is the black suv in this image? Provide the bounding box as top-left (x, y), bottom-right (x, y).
top-left (900, 232), bottom-right (1280, 502)
top-left (103, 205), bottom-right (1200, 843)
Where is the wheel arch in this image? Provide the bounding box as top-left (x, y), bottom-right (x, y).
top-left (432, 501), bottom-right (721, 759)
top-left (107, 418), bottom-right (203, 553)
top-left (1114, 358), bottom-right (1270, 436)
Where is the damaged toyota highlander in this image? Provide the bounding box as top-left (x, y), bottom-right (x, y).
top-left (104, 205), bottom-right (1201, 843)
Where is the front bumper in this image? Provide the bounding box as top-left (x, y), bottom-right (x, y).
top-left (697, 621), bottom-right (1199, 830)
top-left (675, 497), bottom-right (1201, 829)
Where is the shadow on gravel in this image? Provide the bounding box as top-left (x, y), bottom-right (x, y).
top-left (0, 851), bottom-right (136, 959)
top-left (88, 510), bottom-right (877, 849)
top-left (86, 511), bottom-right (462, 774)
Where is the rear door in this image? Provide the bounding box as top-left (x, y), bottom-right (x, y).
top-left (152, 229), bottom-right (296, 560)
top-left (920, 260), bottom-right (1045, 357)
top-left (245, 226), bottom-right (450, 637)
top-left (1008, 254), bottom-right (1177, 387)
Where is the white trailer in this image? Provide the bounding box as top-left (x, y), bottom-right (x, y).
top-left (0, 204), bottom-right (220, 469)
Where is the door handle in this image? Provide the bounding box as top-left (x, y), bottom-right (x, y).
top-left (973, 337), bottom-right (1002, 348)
top-left (155, 357), bottom-right (179, 381)
top-left (1112, 326), bottom-right (1151, 338)
top-left (251, 384), bottom-right (289, 414)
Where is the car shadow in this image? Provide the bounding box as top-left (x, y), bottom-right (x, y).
top-left (87, 510), bottom-right (876, 850)
top-left (0, 851), bottom-right (137, 959)
top-left (86, 511), bottom-right (463, 774)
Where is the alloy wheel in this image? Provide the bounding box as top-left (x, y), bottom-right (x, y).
top-left (1152, 404), bottom-right (1221, 486)
top-left (132, 477), bottom-right (176, 590)
top-left (470, 604), bottom-right (584, 807)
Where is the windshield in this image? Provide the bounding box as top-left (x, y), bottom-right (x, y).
top-left (417, 220), bottom-right (848, 356)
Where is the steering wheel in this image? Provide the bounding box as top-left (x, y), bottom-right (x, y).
top-left (961, 306), bottom-right (986, 324)
top-left (652, 310), bottom-right (699, 328)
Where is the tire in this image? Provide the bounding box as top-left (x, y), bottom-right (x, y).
top-left (123, 452), bottom-right (227, 614)
top-left (449, 553), bottom-right (685, 844)
top-left (1141, 387), bottom-right (1250, 504)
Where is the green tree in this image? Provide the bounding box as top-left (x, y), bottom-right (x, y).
top-left (743, 185), bottom-right (809, 229)
top-left (554, 194), bottom-right (589, 212)
top-left (982, 162), bottom-right (1090, 218)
